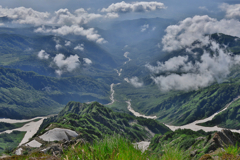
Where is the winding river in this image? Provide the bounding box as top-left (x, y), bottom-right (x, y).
top-left (127, 96), bottom-right (240, 133)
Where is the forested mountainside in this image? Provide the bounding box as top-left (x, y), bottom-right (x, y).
top-left (0, 67), bottom-right (110, 119)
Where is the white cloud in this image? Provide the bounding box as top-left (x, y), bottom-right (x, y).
top-left (145, 56), bottom-right (189, 73)
top-left (162, 15), bottom-right (240, 52)
top-left (83, 58), bottom-right (92, 65)
top-left (74, 44), bottom-right (84, 51)
top-left (0, 6), bottom-right (113, 43)
top-left (129, 77), bottom-right (143, 88)
top-left (35, 25), bottom-right (107, 44)
top-left (152, 27), bottom-right (156, 31)
top-left (141, 24), bottom-right (149, 32)
top-left (148, 41), bottom-right (240, 92)
top-left (199, 6), bottom-right (209, 12)
top-left (55, 44), bottom-right (62, 50)
top-left (53, 54), bottom-right (80, 76)
top-left (65, 40), bottom-right (71, 46)
top-left (0, 6), bottom-right (104, 26)
top-left (101, 1), bottom-right (166, 13)
top-left (0, 5), bottom-right (50, 26)
top-left (220, 3), bottom-right (240, 19)
top-left (104, 12), bottom-right (119, 18)
top-left (38, 50), bottom-right (49, 59)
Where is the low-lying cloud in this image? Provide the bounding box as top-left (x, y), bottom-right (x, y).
top-left (35, 25), bottom-right (106, 44)
top-left (83, 58), bottom-right (92, 65)
top-left (38, 50), bottom-right (49, 59)
top-left (53, 54), bottom-right (80, 76)
top-left (65, 41), bottom-right (71, 46)
top-left (129, 77), bottom-right (143, 88)
top-left (74, 44), bottom-right (84, 51)
top-left (162, 15), bottom-right (240, 52)
top-left (147, 40), bottom-right (240, 91)
top-left (141, 24), bottom-right (149, 32)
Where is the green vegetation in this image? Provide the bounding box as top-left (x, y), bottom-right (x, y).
top-left (38, 101), bottom-right (170, 142)
top-left (160, 145), bottom-right (188, 160)
top-left (0, 131), bottom-right (26, 155)
top-left (199, 97), bottom-right (240, 129)
top-left (108, 33), bottom-right (240, 126)
top-left (218, 144), bottom-right (240, 157)
top-left (0, 67), bottom-right (111, 119)
top-left (112, 78), bottom-right (240, 125)
top-left (63, 135), bottom-right (157, 160)
top-left (62, 135), bottom-right (189, 160)
top-left (149, 129), bottom-right (214, 159)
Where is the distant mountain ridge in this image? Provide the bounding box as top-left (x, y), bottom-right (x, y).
top-left (0, 67), bottom-right (111, 119)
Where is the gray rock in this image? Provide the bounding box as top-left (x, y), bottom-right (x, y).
top-left (39, 128), bottom-right (78, 141)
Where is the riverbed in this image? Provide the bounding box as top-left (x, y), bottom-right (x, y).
top-left (0, 117), bottom-right (47, 146)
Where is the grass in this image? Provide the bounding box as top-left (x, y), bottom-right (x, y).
top-left (62, 135), bottom-right (188, 160)
top-left (160, 145), bottom-right (188, 160)
top-left (218, 144), bottom-right (240, 158)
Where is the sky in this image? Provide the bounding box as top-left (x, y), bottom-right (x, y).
top-left (0, 0), bottom-right (235, 20)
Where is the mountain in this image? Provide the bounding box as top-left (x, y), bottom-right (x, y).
top-left (198, 97), bottom-right (240, 129)
top-left (112, 33), bottom-right (240, 126)
top-left (9, 101), bottom-right (171, 156)
top-left (0, 67), bottom-right (111, 119)
top-left (0, 33), bottom-right (118, 77)
top-left (38, 101), bottom-right (170, 142)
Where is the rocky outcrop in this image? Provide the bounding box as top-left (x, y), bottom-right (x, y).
top-left (39, 128), bottom-right (78, 142)
top-left (207, 129), bottom-right (240, 153)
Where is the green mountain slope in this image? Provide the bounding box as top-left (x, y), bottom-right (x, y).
top-left (111, 33), bottom-right (240, 126)
top-left (38, 101), bottom-right (170, 142)
top-left (198, 97), bottom-right (240, 129)
top-left (0, 67), bottom-right (110, 119)
top-left (113, 78), bottom-right (240, 126)
top-left (0, 33), bottom-right (117, 77)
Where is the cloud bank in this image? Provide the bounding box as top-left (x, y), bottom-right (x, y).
top-left (0, 6), bottom-right (110, 43)
top-left (83, 58), bottom-right (92, 65)
top-left (129, 77), bottom-right (143, 88)
top-left (147, 40), bottom-right (240, 92)
top-left (220, 3), bottom-right (240, 19)
top-left (141, 24), bottom-right (149, 32)
top-left (38, 50), bottom-right (49, 59)
top-left (74, 44), bottom-right (84, 51)
top-left (35, 25), bottom-right (106, 44)
top-left (53, 54), bottom-right (80, 76)
top-left (162, 15), bottom-right (240, 52)
top-left (101, 1), bottom-right (166, 14)
top-left (65, 41), bottom-right (71, 46)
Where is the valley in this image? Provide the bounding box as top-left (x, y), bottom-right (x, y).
top-left (1, 1), bottom-right (240, 159)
